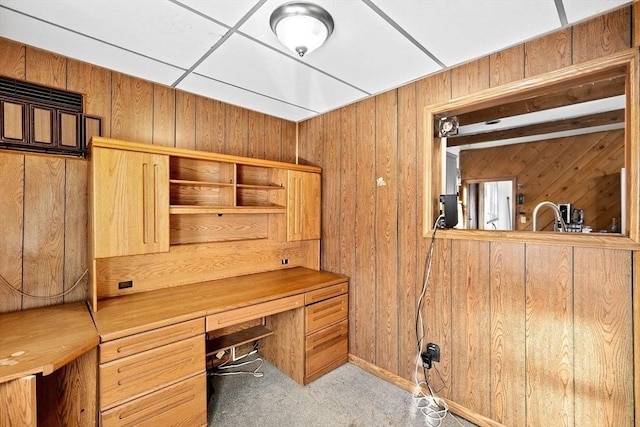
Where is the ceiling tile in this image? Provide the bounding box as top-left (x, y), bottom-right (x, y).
top-left (175, 0), bottom-right (262, 27)
top-left (372, 0), bottom-right (561, 67)
top-left (0, 7), bottom-right (184, 85)
top-left (562, 0), bottom-right (630, 23)
top-left (239, 0), bottom-right (443, 94)
top-left (0, 0), bottom-right (227, 68)
top-left (193, 33), bottom-right (367, 114)
top-left (177, 72), bottom-right (316, 122)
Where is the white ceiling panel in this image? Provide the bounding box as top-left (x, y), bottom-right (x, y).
top-left (563, 0), bottom-right (629, 23)
top-left (0, 0), bottom-right (227, 68)
top-left (0, 0), bottom-right (634, 122)
top-left (193, 33), bottom-right (367, 113)
top-left (0, 7), bottom-right (185, 85)
top-left (372, 0), bottom-right (561, 67)
top-left (175, 0), bottom-right (262, 27)
top-left (177, 72), bottom-right (317, 122)
top-left (239, 0), bottom-right (443, 94)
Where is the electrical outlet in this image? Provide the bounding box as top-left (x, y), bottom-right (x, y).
top-left (118, 280), bottom-right (133, 289)
top-left (281, 258), bottom-right (289, 265)
top-left (421, 343), bottom-right (440, 369)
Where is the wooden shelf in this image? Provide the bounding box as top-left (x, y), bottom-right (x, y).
top-left (206, 325), bottom-right (274, 356)
top-left (237, 183), bottom-right (285, 190)
top-left (170, 205), bottom-right (285, 215)
top-left (170, 179), bottom-right (234, 187)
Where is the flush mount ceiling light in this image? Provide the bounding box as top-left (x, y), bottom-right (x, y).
top-left (270, 2), bottom-right (334, 57)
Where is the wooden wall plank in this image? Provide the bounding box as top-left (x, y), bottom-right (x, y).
top-left (248, 110), bottom-right (265, 159)
top-left (175, 90), bottom-right (196, 150)
top-left (525, 28), bottom-right (572, 77)
top-left (299, 115), bottom-right (323, 166)
top-left (63, 158), bottom-right (88, 303)
top-left (0, 37), bottom-right (25, 78)
top-left (264, 115), bottom-right (282, 162)
top-left (322, 109), bottom-right (341, 273)
top-left (451, 57), bottom-right (490, 98)
top-left (374, 90), bottom-right (399, 373)
top-left (490, 242), bottom-right (526, 426)
top-left (224, 104), bottom-right (248, 157)
top-left (339, 103), bottom-right (358, 354)
top-left (450, 239), bottom-right (491, 413)
top-left (573, 247), bottom-right (633, 426)
top-left (0, 152), bottom-right (24, 313)
top-left (25, 47), bottom-right (66, 88)
top-left (423, 237), bottom-right (452, 397)
top-left (396, 82), bottom-right (418, 380)
top-left (353, 97), bottom-right (376, 362)
top-left (22, 157), bottom-right (65, 309)
top-left (525, 244), bottom-right (574, 426)
top-left (282, 120), bottom-right (297, 164)
top-left (37, 348), bottom-right (97, 427)
top-left (490, 44), bottom-right (524, 87)
top-left (152, 83), bottom-right (176, 147)
top-left (195, 96), bottom-right (225, 153)
top-left (572, 6), bottom-right (631, 64)
top-left (66, 59), bottom-right (111, 138)
top-left (111, 72), bottom-right (153, 143)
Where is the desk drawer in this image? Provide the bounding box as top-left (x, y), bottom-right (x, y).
top-left (100, 319), bottom-right (204, 363)
top-left (305, 319), bottom-right (348, 378)
top-left (306, 294), bottom-right (348, 334)
top-left (101, 373), bottom-right (206, 427)
top-left (305, 282), bottom-right (348, 305)
top-left (100, 335), bottom-right (204, 410)
top-left (206, 294), bottom-right (304, 331)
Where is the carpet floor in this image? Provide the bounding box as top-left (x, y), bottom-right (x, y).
top-left (207, 355), bottom-right (478, 427)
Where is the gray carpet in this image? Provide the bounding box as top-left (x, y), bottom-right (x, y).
top-left (207, 356), bottom-right (477, 427)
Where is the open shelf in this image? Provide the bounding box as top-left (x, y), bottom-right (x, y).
top-left (206, 325), bottom-right (274, 356)
top-left (170, 179), bottom-right (234, 187)
top-left (170, 205), bottom-right (286, 215)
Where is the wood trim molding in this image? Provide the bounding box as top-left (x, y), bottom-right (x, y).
top-left (423, 48), bottom-right (640, 249)
top-left (348, 354), bottom-right (505, 427)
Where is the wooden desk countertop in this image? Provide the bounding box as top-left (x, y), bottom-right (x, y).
top-left (93, 267), bottom-right (348, 342)
top-left (0, 301), bottom-right (99, 383)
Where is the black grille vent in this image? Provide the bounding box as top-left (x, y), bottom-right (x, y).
top-left (0, 76), bottom-right (83, 112)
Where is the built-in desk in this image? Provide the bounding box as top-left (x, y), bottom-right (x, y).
top-left (91, 267), bottom-right (349, 426)
top-left (0, 302), bottom-right (99, 426)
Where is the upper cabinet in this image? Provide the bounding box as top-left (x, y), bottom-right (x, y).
top-left (91, 146), bottom-right (170, 258)
top-left (286, 170), bottom-right (321, 241)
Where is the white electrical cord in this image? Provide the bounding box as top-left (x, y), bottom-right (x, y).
top-left (209, 342), bottom-right (265, 378)
top-left (412, 214), bottom-right (464, 427)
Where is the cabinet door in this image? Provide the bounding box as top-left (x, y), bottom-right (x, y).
top-left (92, 147), bottom-right (169, 258)
top-left (288, 170), bottom-right (320, 241)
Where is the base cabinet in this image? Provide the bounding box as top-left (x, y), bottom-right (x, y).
top-left (98, 319), bottom-right (206, 427)
top-left (261, 281), bottom-right (349, 385)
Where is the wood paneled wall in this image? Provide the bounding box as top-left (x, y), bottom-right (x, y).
top-left (300, 6), bottom-right (634, 426)
top-left (459, 130), bottom-right (624, 232)
top-left (0, 36), bottom-right (297, 314)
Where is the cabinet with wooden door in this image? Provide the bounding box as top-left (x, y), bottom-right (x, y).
top-left (269, 169), bottom-right (321, 242)
top-left (90, 146), bottom-right (169, 258)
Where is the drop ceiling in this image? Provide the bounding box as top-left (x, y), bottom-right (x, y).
top-left (0, 0), bottom-right (632, 122)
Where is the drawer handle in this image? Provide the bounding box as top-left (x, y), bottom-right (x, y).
top-left (309, 329), bottom-right (347, 352)
top-left (115, 327), bottom-right (199, 355)
top-left (310, 287), bottom-right (346, 301)
top-left (117, 356), bottom-right (197, 386)
top-left (119, 386), bottom-right (197, 421)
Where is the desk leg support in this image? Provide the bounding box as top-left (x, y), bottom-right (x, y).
top-left (261, 307), bottom-right (305, 385)
top-left (0, 375), bottom-right (37, 427)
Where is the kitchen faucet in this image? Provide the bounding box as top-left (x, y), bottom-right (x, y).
top-left (532, 201), bottom-right (567, 232)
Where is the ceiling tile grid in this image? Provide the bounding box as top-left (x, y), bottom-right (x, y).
top-left (0, 0), bottom-right (633, 122)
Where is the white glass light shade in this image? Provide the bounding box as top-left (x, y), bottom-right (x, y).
top-left (270, 2), bottom-right (334, 57)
